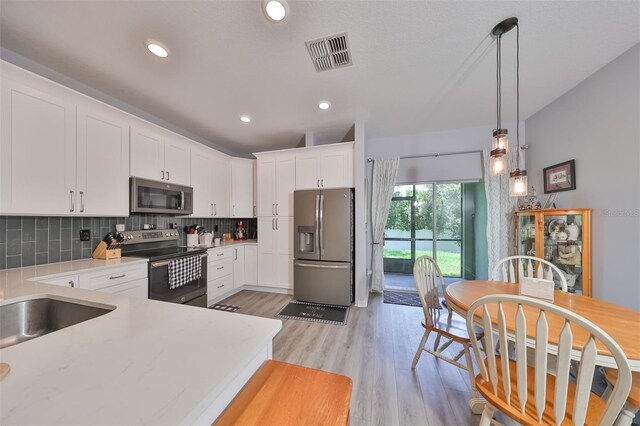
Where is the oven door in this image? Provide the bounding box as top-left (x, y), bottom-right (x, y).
top-left (149, 253), bottom-right (207, 303)
top-left (130, 177), bottom-right (193, 215)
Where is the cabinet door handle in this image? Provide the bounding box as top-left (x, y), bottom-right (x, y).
top-left (253, 205), bottom-right (256, 217)
top-left (275, 218), bottom-right (278, 230)
top-left (234, 248), bottom-right (238, 260)
top-left (317, 179), bottom-right (320, 187)
top-left (70, 190), bottom-right (75, 212)
top-left (272, 203), bottom-right (275, 215)
top-left (217, 284), bottom-right (225, 289)
top-left (216, 253), bottom-right (224, 257)
top-left (217, 266), bottom-right (224, 270)
top-left (109, 274), bottom-right (126, 280)
top-left (214, 204), bottom-right (217, 216)
top-left (69, 280), bottom-right (75, 288)
top-left (80, 191), bottom-right (85, 212)
top-left (233, 205), bottom-right (236, 216)
top-left (321, 179), bottom-right (324, 187)
top-left (211, 203), bottom-right (214, 216)
top-left (272, 218), bottom-right (275, 230)
top-left (166, 171), bottom-right (170, 181)
top-left (275, 204), bottom-right (279, 216)
top-left (161, 170), bottom-right (165, 180)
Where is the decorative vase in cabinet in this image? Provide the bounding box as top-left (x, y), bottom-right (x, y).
top-left (514, 208), bottom-right (591, 296)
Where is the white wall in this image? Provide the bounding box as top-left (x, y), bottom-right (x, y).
top-left (365, 122), bottom-right (523, 283)
top-left (526, 44), bottom-right (640, 309)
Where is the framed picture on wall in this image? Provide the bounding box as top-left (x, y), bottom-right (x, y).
top-left (543, 160), bottom-right (576, 193)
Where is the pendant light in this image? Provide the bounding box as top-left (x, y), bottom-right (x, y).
top-left (489, 17), bottom-right (528, 196)
top-left (489, 19), bottom-right (511, 176)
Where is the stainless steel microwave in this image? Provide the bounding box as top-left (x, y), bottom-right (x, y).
top-left (130, 177), bottom-right (193, 215)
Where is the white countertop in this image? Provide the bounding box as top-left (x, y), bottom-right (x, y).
top-left (0, 259), bottom-right (282, 425)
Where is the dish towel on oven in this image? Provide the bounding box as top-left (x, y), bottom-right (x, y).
top-left (168, 256), bottom-right (202, 289)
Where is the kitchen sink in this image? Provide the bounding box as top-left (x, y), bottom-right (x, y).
top-left (0, 297), bottom-right (115, 349)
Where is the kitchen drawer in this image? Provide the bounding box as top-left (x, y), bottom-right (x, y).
top-left (99, 278), bottom-right (148, 299)
top-left (80, 263), bottom-right (148, 291)
top-left (207, 274), bottom-right (233, 304)
top-left (207, 247), bottom-right (234, 262)
top-left (38, 274), bottom-right (80, 289)
top-left (208, 258), bottom-right (233, 281)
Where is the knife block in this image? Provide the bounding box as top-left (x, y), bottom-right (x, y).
top-left (92, 241), bottom-right (121, 260)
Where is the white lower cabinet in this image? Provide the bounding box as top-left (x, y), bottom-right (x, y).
top-left (257, 217), bottom-right (292, 290)
top-left (244, 245), bottom-right (257, 286)
top-left (39, 274), bottom-right (79, 289)
top-left (233, 246), bottom-right (245, 289)
top-left (35, 263), bottom-right (148, 298)
top-left (79, 263), bottom-right (148, 298)
top-left (207, 247), bottom-right (234, 305)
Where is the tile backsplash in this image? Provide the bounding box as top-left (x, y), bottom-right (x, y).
top-left (0, 216), bottom-right (257, 270)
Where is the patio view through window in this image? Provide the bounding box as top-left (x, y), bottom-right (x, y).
top-left (383, 183), bottom-right (462, 277)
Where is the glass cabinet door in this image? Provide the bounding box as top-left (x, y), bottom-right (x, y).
top-left (542, 212), bottom-right (585, 294)
top-left (517, 214), bottom-right (537, 257)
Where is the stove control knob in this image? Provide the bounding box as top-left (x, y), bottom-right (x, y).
top-left (166, 233), bottom-right (170, 237)
top-left (173, 232), bottom-right (178, 236)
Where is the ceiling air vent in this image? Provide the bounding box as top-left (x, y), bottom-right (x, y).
top-left (305, 32), bottom-right (352, 72)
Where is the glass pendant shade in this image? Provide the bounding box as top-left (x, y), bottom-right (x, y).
top-left (491, 129), bottom-right (509, 156)
top-left (509, 169), bottom-right (528, 196)
top-left (490, 155), bottom-right (507, 176)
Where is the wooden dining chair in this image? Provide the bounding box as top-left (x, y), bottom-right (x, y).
top-left (492, 255), bottom-right (568, 291)
top-left (466, 294), bottom-right (632, 426)
top-left (602, 368), bottom-right (640, 425)
top-left (411, 256), bottom-right (484, 408)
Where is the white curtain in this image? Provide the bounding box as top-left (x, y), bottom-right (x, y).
top-left (484, 149), bottom-right (519, 278)
top-left (370, 157), bottom-right (400, 293)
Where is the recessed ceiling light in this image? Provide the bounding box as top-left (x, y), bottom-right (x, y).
top-left (318, 101), bottom-right (331, 110)
top-left (263, 0), bottom-right (288, 22)
top-left (146, 40), bottom-right (169, 58)
top-left (240, 115), bottom-right (251, 123)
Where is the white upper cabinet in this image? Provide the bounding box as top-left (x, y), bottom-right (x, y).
top-left (189, 146), bottom-right (215, 217)
top-left (1, 61), bottom-right (129, 216)
top-left (256, 155), bottom-right (277, 217)
top-left (130, 121), bottom-right (190, 186)
top-left (256, 152), bottom-right (295, 217)
top-left (76, 100), bottom-right (130, 216)
top-left (1, 76), bottom-right (76, 215)
top-left (210, 152), bottom-right (230, 217)
top-left (230, 158), bottom-right (255, 217)
top-left (163, 135), bottom-right (191, 186)
top-left (295, 143), bottom-right (354, 190)
top-left (190, 146), bottom-right (231, 218)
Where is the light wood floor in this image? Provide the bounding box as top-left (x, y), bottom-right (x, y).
top-left (221, 290), bottom-right (481, 426)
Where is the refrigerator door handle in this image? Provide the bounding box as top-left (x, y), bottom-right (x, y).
top-left (294, 261), bottom-right (349, 270)
top-left (314, 194), bottom-right (320, 254)
top-left (319, 195), bottom-right (324, 255)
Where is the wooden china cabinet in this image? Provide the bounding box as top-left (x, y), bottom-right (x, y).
top-left (515, 209), bottom-right (591, 296)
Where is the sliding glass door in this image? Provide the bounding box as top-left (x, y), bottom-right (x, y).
top-left (383, 183), bottom-right (462, 277)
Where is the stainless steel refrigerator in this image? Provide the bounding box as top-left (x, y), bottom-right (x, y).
top-left (293, 188), bottom-right (354, 306)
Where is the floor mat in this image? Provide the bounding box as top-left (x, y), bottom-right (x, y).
top-left (276, 301), bottom-right (348, 326)
top-left (209, 303), bottom-right (240, 312)
top-left (383, 290), bottom-right (422, 307)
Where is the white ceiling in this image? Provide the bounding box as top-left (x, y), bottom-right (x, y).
top-left (1, 1), bottom-right (638, 155)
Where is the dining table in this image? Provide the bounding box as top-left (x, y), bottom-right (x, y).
top-left (446, 280), bottom-right (640, 371)
top-left (445, 280), bottom-right (640, 414)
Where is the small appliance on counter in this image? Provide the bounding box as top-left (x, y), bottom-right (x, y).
top-left (235, 220), bottom-right (247, 240)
